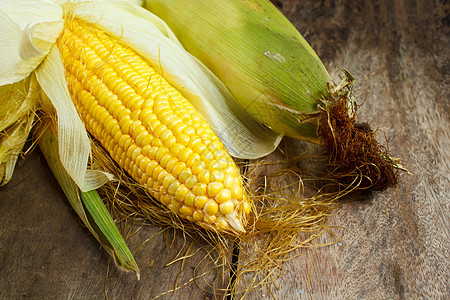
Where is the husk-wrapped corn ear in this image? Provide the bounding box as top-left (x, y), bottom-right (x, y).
top-left (145, 0), bottom-right (404, 190)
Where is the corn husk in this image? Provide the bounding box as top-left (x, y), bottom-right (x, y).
top-left (36, 120), bottom-right (139, 277)
top-left (145, 0), bottom-right (331, 143)
top-left (0, 77), bottom-right (37, 185)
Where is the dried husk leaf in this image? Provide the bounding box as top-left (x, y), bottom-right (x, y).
top-left (0, 77), bottom-right (37, 185)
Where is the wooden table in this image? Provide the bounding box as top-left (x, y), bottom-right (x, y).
top-left (1, 0), bottom-right (448, 298)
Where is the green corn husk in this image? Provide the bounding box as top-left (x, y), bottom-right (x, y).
top-left (37, 120), bottom-right (139, 277)
top-left (145, 0), bottom-right (330, 143)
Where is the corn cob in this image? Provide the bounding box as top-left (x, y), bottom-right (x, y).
top-left (55, 19), bottom-right (250, 233)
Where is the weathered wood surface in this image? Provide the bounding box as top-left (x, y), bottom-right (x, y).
top-left (0, 0), bottom-right (448, 299)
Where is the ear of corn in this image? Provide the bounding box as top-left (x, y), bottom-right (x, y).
top-left (55, 19), bottom-right (250, 233)
top-left (145, 0), bottom-right (331, 143)
top-left (1, 0), bottom-right (263, 234)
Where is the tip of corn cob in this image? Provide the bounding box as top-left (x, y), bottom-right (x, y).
top-left (225, 213), bottom-right (246, 233)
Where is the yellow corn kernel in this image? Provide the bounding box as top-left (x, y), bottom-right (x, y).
top-left (145, 160), bottom-right (158, 177)
top-left (164, 135), bottom-right (176, 148)
top-left (207, 182), bottom-right (224, 197)
top-left (169, 143), bottom-right (184, 157)
top-left (216, 189), bottom-right (231, 204)
top-left (185, 153), bottom-right (200, 168)
top-left (208, 161), bottom-right (222, 170)
top-left (194, 196), bottom-right (208, 209)
top-left (184, 175), bottom-right (197, 189)
top-left (216, 217), bottom-right (229, 231)
top-left (141, 145), bottom-right (151, 156)
top-left (219, 201), bottom-right (234, 215)
top-left (192, 183), bottom-right (206, 196)
top-left (192, 142), bottom-right (207, 154)
top-left (176, 133), bottom-right (190, 146)
top-left (226, 166), bottom-right (239, 176)
top-left (160, 194), bottom-right (170, 206)
top-left (179, 148), bottom-right (193, 162)
top-left (175, 184), bottom-right (189, 202)
top-left (184, 192), bottom-right (196, 206)
top-left (168, 181), bottom-right (180, 195)
top-left (159, 153), bottom-right (171, 168)
top-left (165, 157), bottom-right (178, 173)
top-left (162, 174), bottom-right (176, 191)
top-left (202, 150), bottom-right (214, 161)
top-left (183, 126), bottom-right (195, 136)
top-left (171, 161), bottom-right (186, 178)
top-left (231, 185), bottom-right (244, 199)
top-left (211, 170), bottom-right (224, 182)
top-left (172, 123), bottom-right (187, 136)
top-left (197, 169), bottom-right (210, 184)
top-left (156, 169), bottom-right (169, 183)
top-left (208, 141), bottom-right (222, 151)
top-left (178, 168), bottom-right (192, 183)
top-left (204, 200), bottom-right (218, 216)
top-left (223, 174), bottom-right (236, 189)
top-left (204, 215), bottom-right (217, 225)
top-left (192, 210), bottom-right (204, 222)
top-left (243, 200), bottom-right (251, 215)
top-left (155, 146), bottom-right (168, 161)
top-left (180, 205), bottom-right (195, 216)
top-left (168, 203), bottom-right (180, 214)
top-left (192, 161), bottom-right (206, 175)
top-left (148, 146), bottom-right (158, 160)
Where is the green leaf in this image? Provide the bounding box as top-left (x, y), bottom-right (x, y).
top-left (81, 190), bottom-right (140, 278)
top-left (36, 121), bottom-right (139, 277)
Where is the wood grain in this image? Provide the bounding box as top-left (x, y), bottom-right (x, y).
top-left (0, 0), bottom-right (448, 299)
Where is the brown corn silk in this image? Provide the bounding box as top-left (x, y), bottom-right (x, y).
top-left (319, 96), bottom-right (398, 191)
